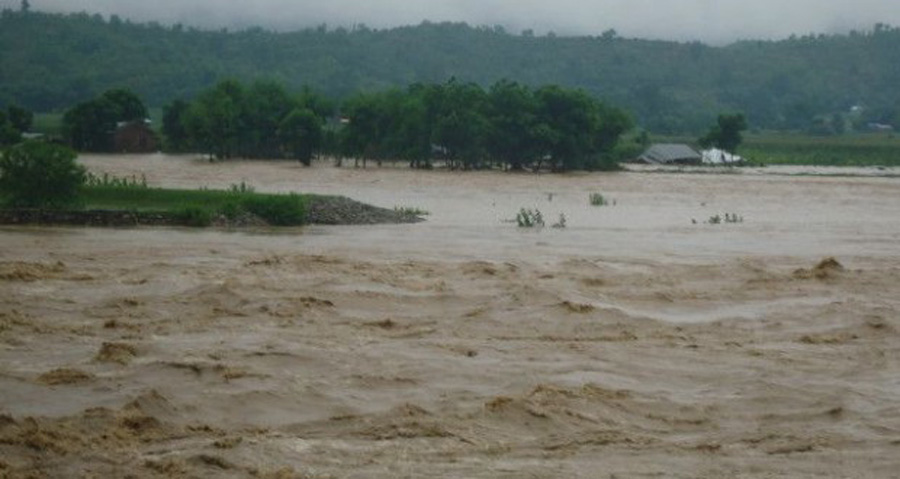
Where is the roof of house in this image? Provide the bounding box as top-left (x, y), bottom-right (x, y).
top-left (638, 143), bottom-right (701, 164)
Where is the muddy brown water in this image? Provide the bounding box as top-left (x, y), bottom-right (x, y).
top-left (1, 154), bottom-right (899, 478)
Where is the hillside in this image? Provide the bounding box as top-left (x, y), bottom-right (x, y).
top-left (1, 9), bottom-right (898, 133)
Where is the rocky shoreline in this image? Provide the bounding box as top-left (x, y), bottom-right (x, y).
top-left (0, 195), bottom-right (423, 228)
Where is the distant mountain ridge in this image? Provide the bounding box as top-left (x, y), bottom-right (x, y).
top-left (1, 9), bottom-right (898, 133)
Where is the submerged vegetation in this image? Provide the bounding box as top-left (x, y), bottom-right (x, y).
top-left (516, 208), bottom-right (545, 228)
top-left (707, 213), bottom-right (744, 225)
top-left (589, 193), bottom-right (616, 206)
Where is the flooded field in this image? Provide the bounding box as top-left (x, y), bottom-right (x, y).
top-left (2, 154), bottom-right (900, 478)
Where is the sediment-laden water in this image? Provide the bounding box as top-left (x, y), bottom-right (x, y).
top-left (1, 154), bottom-right (898, 478)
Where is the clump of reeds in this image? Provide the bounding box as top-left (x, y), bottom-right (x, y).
top-left (589, 192), bottom-right (616, 206)
top-left (516, 208), bottom-right (544, 227)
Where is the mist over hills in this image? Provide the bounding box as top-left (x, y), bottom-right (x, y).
top-left (1, 8), bottom-right (898, 133)
top-left (24, 0), bottom-right (900, 45)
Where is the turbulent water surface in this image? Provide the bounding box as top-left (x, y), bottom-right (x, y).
top-left (1, 154), bottom-right (899, 478)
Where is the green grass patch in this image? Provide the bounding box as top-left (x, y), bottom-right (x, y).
top-left (81, 186), bottom-right (308, 226)
top-left (31, 112), bottom-right (64, 136)
top-left (653, 132), bottom-right (900, 167)
top-left (741, 133), bottom-right (900, 167)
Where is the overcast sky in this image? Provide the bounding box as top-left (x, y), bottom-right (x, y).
top-left (18, 0), bottom-right (900, 44)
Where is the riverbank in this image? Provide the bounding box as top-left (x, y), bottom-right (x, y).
top-left (0, 194), bottom-right (423, 228)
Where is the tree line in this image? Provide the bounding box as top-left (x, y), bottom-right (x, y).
top-left (2, 9), bottom-right (899, 134)
top-left (163, 80), bottom-right (333, 164)
top-left (159, 79), bottom-right (633, 171)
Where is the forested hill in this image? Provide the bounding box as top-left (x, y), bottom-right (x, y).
top-left (2, 9), bottom-right (899, 133)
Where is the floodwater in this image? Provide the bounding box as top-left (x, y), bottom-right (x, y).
top-left (1, 154), bottom-right (899, 478)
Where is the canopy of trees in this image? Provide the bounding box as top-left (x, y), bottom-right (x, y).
top-left (699, 113), bottom-right (748, 153)
top-left (169, 79), bottom-right (630, 171)
top-left (2, 10), bottom-right (899, 134)
top-left (62, 88), bottom-right (148, 151)
top-left (169, 80), bottom-right (331, 163)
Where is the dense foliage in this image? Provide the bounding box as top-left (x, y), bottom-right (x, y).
top-left (699, 114), bottom-right (748, 153)
top-left (339, 79), bottom-right (631, 170)
top-left (0, 141), bottom-right (85, 208)
top-left (170, 80), bottom-right (330, 162)
top-left (174, 79), bottom-right (631, 170)
top-left (2, 10), bottom-right (899, 134)
top-left (0, 104), bottom-right (32, 147)
top-left (62, 88), bottom-right (148, 151)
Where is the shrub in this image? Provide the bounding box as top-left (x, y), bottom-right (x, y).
top-left (552, 213), bottom-right (567, 228)
top-left (707, 213), bottom-right (743, 224)
top-left (0, 141), bottom-right (85, 208)
top-left (516, 208), bottom-right (544, 227)
top-left (589, 192), bottom-right (616, 206)
top-left (394, 206), bottom-right (430, 216)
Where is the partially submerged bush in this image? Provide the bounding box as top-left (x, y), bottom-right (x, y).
top-left (0, 141), bottom-right (85, 208)
top-left (589, 192), bottom-right (615, 206)
top-left (394, 206), bottom-right (430, 216)
top-left (707, 213), bottom-right (744, 224)
top-left (552, 213), bottom-right (567, 229)
top-left (516, 208), bottom-right (544, 227)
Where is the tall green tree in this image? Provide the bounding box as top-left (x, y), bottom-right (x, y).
top-left (429, 80), bottom-right (489, 169)
top-left (6, 105), bottom-right (32, 133)
top-left (183, 80), bottom-right (246, 159)
top-left (485, 80), bottom-right (540, 170)
top-left (699, 113), bottom-right (748, 153)
top-left (162, 99), bottom-right (191, 152)
top-left (62, 88), bottom-right (148, 151)
top-left (278, 108), bottom-right (323, 166)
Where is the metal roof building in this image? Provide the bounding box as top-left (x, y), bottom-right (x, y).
top-left (637, 144), bottom-right (702, 165)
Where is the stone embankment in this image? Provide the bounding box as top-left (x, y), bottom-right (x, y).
top-left (305, 195), bottom-right (423, 225)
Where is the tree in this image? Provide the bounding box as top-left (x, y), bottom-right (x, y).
top-left (485, 80), bottom-right (540, 170)
top-left (101, 89), bottom-right (148, 122)
top-left (6, 105), bottom-right (32, 133)
top-left (278, 108), bottom-right (323, 165)
top-left (63, 98), bottom-right (118, 151)
top-left (0, 141), bottom-right (85, 208)
top-left (63, 88), bottom-right (149, 151)
top-left (162, 99), bottom-right (191, 152)
top-left (429, 80), bottom-right (489, 169)
top-left (699, 113), bottom-right (748, 153)
top-left (183, 80), bottom-right (246, 159)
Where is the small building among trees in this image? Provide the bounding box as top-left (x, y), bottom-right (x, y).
top-left (113, 120), bottom-right (158, 153)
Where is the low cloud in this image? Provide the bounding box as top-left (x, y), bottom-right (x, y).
top-left (22, 0), bottom-right (900, 44)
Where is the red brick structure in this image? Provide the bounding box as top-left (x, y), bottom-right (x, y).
top-left (113, 120), bottom-right (159, 153)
